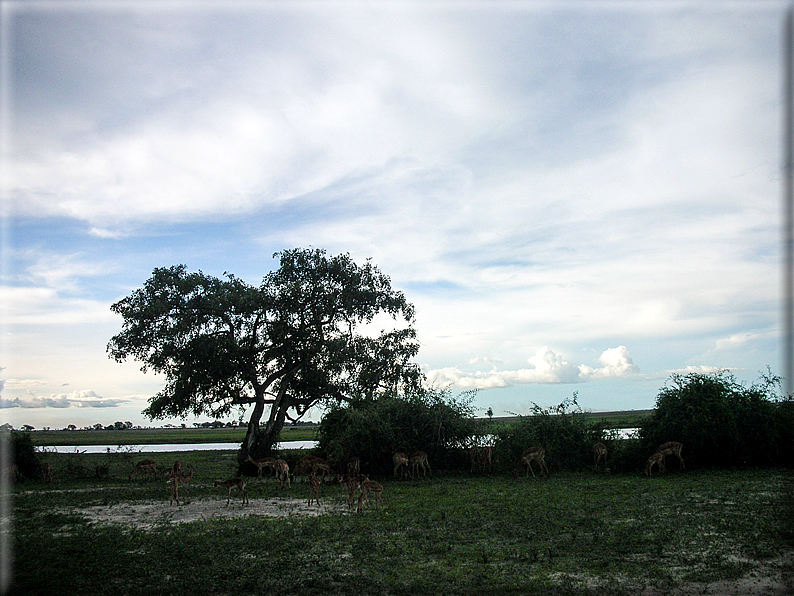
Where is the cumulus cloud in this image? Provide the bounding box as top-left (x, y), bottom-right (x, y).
top-left (579, 346), bottom-right (640, 379)
top-left (427, 346), bottom-right (581, 389)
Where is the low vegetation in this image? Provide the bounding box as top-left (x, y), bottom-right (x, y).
top-left (7, 456), bottom-right (793, 595)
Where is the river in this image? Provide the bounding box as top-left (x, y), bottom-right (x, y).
top-left (36, 428), bottom-right (640, 454)
top-left (37, 439), bottom-right (318, 454)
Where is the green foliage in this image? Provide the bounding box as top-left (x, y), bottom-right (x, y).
top-left (493, 393), bottom-right (605, 473)
top-left (107, 248), bottom-right (422, 458)
top-left (316, 389), bottom-right (477, 475)
top-left (10, 431), bottom-right (41, 480)
top-left (640, 369), bottom-right (792, 468)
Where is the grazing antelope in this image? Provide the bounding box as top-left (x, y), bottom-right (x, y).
top-left (657, 442), bottom-right (685, 470)
top-left (593, 443), bottom-right (608, 470)
top-left (356, 479), bottom-right (384, 512)
top-left (513, 447), bottom-right (549, 478)
top-left (214, 477), bottom-right (249, 507)
top-left (645, 451), bottom-right (665, 477)
top-left (246, 455), bottom-right (278, 477)
top-left (129, 460), bottom-right (157, 481)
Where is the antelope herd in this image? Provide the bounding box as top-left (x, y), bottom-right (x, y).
top-left (15, 440), bottom-right (686, 512)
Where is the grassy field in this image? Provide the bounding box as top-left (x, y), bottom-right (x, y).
top-left (28, 425), bottom-right (318, 446)
top-left (6, 449), bottom-right (792, 595)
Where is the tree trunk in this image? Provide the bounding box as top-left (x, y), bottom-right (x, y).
top-left (237, 382), bottom-right (290, 466)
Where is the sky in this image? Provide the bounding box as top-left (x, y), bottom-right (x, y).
top-left (0, 0), bottom-right (789, 430)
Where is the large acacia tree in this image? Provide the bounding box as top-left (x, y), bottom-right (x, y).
top-left (107, 248), bottom-right (422, 462)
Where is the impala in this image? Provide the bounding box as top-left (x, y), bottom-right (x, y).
top-left (593, 443), bottom-right (608, 470)
top-left (657, 441), bottom-right (685, 470)
top-left (168, 475), bottom-right (180, 505)
top-left (214, 477), bottom-right (249, 506)
top-left (274, 459), bottom-right (291, 489)
top-left (513, 447), bottom-right (549, 478)
top-left (645, 451), bottom-right (665, 477)
top-left (246, 455), bottom-right (278, 477)
top-left (339, 473), bottom-right (367, 510)
top-left (129, 460), bottom-right (157, 481)
top-left (356, 479), bottom-right (384, 512)
top-left (346, 456), bottom-right (360, 477)
top-left (308, 473), bottom-right (322, 506)
top-left (393, 452), bottom-right (410, 479)
top-left (165, 460), bottom-right (182, 479)
top-left (409, 451), bottom-right (431, 479)
top-left (295, 456), bottom-right (328, 483)
top-left (176, 466), bottom-right (194, 502)
top-left (470, 445), bottom-right (495, 474)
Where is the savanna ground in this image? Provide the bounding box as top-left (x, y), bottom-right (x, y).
top-left (4, 449), bottom-right (793, 595)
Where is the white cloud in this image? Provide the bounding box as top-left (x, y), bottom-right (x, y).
top-left (579, 346), bottom-right (640, 379)
top-left (664, 365), bottom-right (728, 376)
top-left (427, 346), bottom-right (581, 389)
top-left (0, 390), bottom-right (129, 409)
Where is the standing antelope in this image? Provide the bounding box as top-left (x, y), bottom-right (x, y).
top-left (593, 443), bottom-right (608, 470)
top-left (339, 474), bottom-right (366, 510)
top-left (308, 473), bottom-right (322, 506)
top-left (409, 451), bottom-right (431, 479)
top-left (356, 479), bottom-right (384, 512)
top-left (346, 456), bottom-right (360, 477)
top-left (513, 447), bottom-right (549, 478)
top-left (393, 452), bottom-right (410, 479)
top-left (274, 459), bottom-right (291, 489)
top-left (470, 445), bottom-right (495, 474)
top-left (214, 477), bottom-right (249, 507)
top-left (41, 462), bottom-right (53, 483)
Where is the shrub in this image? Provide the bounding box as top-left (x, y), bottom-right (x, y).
top-left (640, 369), bottom-right (791, 469)
top-left (316, 388), bottom-right (477, 475)
top-left (8, 431), bottom-right (41, 480)
top-left (493, 393), bottom-right (605, 473)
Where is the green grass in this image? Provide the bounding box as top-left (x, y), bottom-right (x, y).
top-left (29, 425), bottom-right (318, 446)
top-left (7, 453), bottom-right (793, 595)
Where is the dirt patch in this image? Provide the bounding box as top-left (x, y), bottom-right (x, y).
top-left (69, 497), bottom-right (350, 529)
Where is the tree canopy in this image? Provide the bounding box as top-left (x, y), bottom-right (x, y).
top-left (107, 248), bottom-right (422, 460)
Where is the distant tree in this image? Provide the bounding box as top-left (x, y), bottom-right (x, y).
top-left (21, 425), bottom-right (34, 432)
top-left (486, 407), bottom-right (494, 420)
top-left (108, 248), bottom-right (421, 464)
top-left (93, 423), bottom-right (103, 430)
top-left (67, 424), bottom-right (76, 431)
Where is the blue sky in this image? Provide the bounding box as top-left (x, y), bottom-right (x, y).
top-left (0, 1), bottom-right (787, 429)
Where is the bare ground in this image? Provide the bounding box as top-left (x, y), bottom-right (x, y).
top-left (68, 495), bottom-right (349, 529)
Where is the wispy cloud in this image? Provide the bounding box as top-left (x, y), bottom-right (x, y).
top-left (0, 390), bottom-right (129, 409)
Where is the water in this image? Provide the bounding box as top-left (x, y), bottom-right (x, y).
top-left (37, 429), bottom-right (641, 454)
top-left (37, 439), bottom-right (318, 454)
